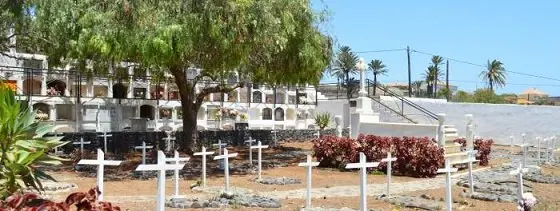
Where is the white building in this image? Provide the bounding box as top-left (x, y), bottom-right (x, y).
top-left (0, 52), bottom-right (320, 133)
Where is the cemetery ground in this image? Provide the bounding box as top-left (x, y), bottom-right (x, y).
top-left (38, 142), bottom-right (560, 210)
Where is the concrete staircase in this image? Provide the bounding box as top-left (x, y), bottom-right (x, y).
top-left (441, 125), bottom-right (471, 165)
top-left (371, 97), bottom-right (414, 124)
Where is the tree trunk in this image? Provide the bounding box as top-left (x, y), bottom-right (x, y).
top-left (345, 70), bottom-right (350, 99)
top-left (173, 68), bottom-right (195, 155)
top-left (489, 78), bottom-right (493, 92)
top-left (373, 74), bottom-right (377, 96)
top-left (433, 77), bottom-right (437, 98)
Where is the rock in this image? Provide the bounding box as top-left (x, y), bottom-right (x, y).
top-left (469, 192), bottom-right (499, 201)
top-left (257, 177), bottom-right (301, 185)
top-left (525, 172), bottom-right (560, 184)
top-left (384, 195), bottom-right (443, 210)
top-left (191, 201), bottom-right (202, 208)
top-left (209, 201), bottom-right (220, 208)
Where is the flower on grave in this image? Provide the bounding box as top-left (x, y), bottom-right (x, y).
top-left (297, 110), bottom-right (307, 119)
top-left (240, 113), bottom-right (248, 121)
top-left (299, 96), bottom-right (307, 104)
top-left (35, 110), bottom-right (49, 121)
top-left (517, 192), bottom-right (537, 211)
top-left (46, 87), bottom-right (60, 96)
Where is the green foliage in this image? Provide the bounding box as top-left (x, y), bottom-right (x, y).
top-left (454, 90), bottom-right (472, 102)
top-left (314, 112), bottom-right (332, 130)
top-left (0, 84), bottom-right (68, 199)
top-left (329, 46), bottom-right (358, 98)
top-left (452, 88), bottom-right (511, 104)
top-left (480, 59), bottom-right (507, 91)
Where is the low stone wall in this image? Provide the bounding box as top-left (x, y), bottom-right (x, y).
top-left (50, 129), bottom-right (349, 153)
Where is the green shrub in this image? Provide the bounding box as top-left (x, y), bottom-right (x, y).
top-left (0, 84), bottom-right (68, 199)
top-left (314, 112), bottom-right (331, 130)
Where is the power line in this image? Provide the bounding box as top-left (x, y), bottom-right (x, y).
top-left (410, 49), bottom-right (560, 83)
top-left (355, 48), bottom-right (406, 54)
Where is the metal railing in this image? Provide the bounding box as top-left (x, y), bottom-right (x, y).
top-left (367, 79), bottom-right (439, 122)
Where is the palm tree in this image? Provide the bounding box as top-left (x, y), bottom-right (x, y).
top-left (367, 59), bottom-right (388, 96)
top-left (423, 65), bottom-right (443, 97)
top-left (431, 56), bottom-right (444, 98)
top-left (328, 46), bottom-right (358, 98)
top-left (411, 80), bottom-right (424, 97)
top-left (480, 59), bottom-right (506, 92)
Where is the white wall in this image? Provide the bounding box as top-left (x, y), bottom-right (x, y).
top-left (381, 98), bottom-right (560, 145)
top-left (358, 122), bottom-right (438, 138)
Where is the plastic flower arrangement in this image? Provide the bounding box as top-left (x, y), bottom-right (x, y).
top-left (517, 192), bottom-right (537, 211)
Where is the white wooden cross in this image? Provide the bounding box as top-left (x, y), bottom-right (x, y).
top-left (510, 135), bottom-right (515, 154)
top-left (509, 163), bottom-right (528, 202)
top-left (545, 138), bottom-right (552, 164)
top-left (213, 148), bottom-right (238, 194)
top-left (380, 152), bottom-right (398, 197)
top-left (163, 131), bottom-right (176, 152)
top-left (521, 133), bottom-right (526, 145)
top-left (466, 150), bottom-right (479, 194)
top-left (194, 147), bottom-right (215, 187)
top-left (77, 148), bottom-right (122, 202)
top-left (270, 130), bottom-right (278, 146)
top-left (519, 143), bottom-right (530, 169)
top-left (250, 141), bottom-right (269, 180)
top-left (135, 150), bottom-right (185, 211)
top-left (313, 130), bottom-right (320, 139)
top-left (245, 138), bottom-right (257, 166)
top-left (134, 141), bottom-right (153, 165)
top-left (536, 137), bottom-right (542, 166)
top-left (73, 137), bottom-right (91, 154)
top-left (437, 160), bottom-right (458, 211)
top-left (166, 150), bottom-right (190, 198)
top-left (213, 140), bottom-right (228, 170)
top-left (345, 152), bottom-right (379, 211)
top-left (298, 154), bottom-right (319, 209)
top-left (98, 130), bottom-right (112, 153)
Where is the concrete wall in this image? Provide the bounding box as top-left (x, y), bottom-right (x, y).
top-left (358, 122), bottom-right (438, 138)
top-left (316, 99), bottom-right (348, 128)
top-left (381, 98), bottom-right (560, 145)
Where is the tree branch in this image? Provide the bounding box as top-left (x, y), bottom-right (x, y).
top-left (192, 71), bottom-right (216, 89)
top-left (195, 82), bottom-right (244, 108)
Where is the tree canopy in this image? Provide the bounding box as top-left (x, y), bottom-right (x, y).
top-left (29, 0), bottom-right (332, 152)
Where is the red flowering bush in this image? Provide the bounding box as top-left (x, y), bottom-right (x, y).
top-left (313, 134), bottom-right (445, 178)
top-left (453, 138), bottom-right (494, 166)
top-left (0, 187), bottom-right (121, 211)
top-left (313, 136), bottom-right (358, 169)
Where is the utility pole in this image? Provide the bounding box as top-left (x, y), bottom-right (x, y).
top-left (446, 60), bottom-right (450, 101)
top-left (407, 46), bottom-right (412, 97)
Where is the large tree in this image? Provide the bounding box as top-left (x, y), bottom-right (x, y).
top-left (0, 0), bottom-right (33, 55)
top-left (480, 59), bottom-right (506, 92)
top-left (367, 59), bottom-right (387, 96)
top-left (329, 46), bottom-right (358, 99)
top-left (31, 0), bottom-right (331, 154)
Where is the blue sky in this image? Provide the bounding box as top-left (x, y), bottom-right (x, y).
top-left (314, 0), bottom-right (560, 95)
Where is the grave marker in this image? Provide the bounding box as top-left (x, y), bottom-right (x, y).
top-left (163, 131), bottom-right (176, 152)
top-left (250, 141), bottom-right (269, 180)
top-left (245, 138), bottom-right (256, 166)
top-left (345, 152), bottom-right (379, 211)
top-left (194, 147), bottom-right (215, 187)
top-left (437, 161), bottom-right (458, 211)
top-left (298, 154), bottom-right (319, 209)
top-left (166, 150), bottom-right (190, 198)
top-left (510, 135), bottom-right (515, 154)
top-left (519, 143), bottom-right (530, 169)
top-left (213, 148), bottom-right (238, 193)
top-left (98, 130), bottom-right (112, 153)
top-left (509, 163), bottom-right (528, 202)
top-left (536, 137), bottom-right (542, 166)
top-left (52, 132), bottom-right (64, 155)
top-left (545, 138), bottom-right (552, 164)
top-left (73, 137), bottom-right (91, 154)
top-left (380, 152), bottom-right (397, 197)
top-left (135, 151), bottom-right (185, 211)
top-left (271, 130), bottom-right (278, 146)
top-left (521, 133), bottom-right (526, 145)
top-left (313, 130), bottom-right (320, 139)
top-left (213, 140), bottom-right (228, 170)
top-left (77, 148), bottom-right (122, 201)
top-left (134, 141), bottom-right (153, 165)
top-left (466, 150), bottom-right (479, 194)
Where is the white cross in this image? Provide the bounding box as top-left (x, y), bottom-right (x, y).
top-left (73, 137), bottom-right (91, 154)
top-left (98, 130), bottom-right (112, 153)
top-left (466, 150), bottom-right (479, 194)
top-left (545, 138), bottom-right (552, 164)
top-left (437, 161), bottom-right (458, 211)
top-left (313, 130), bottom-right (320, 139)
top-left (345, 152), bottom-right (379, 211)
top-left (380, 152), bottom-right (398, 197)
top-left (213, 140), bottom-right (228, 170)
top-left (166, 150), bottom-right (190, 198)
top-left (521, 133), bottom-right (526, 145)
top-left (213, 148), bottom-right (238, 194)
top-left (271, 130), bottom-right (278, 146)
top-left (52, 132), bottom-right (64, 155)
top-left (194, 147), bottom-right (215, 188)
top-left (77, 148), bottom-right (122, 201)
top-left (250, 141), bottom-right (269, 180)
top-left (134, 141), bottom-right (153, 165)
top-left (163, 132), bottom-right (176, 152)
top-left (510, 135), bottom-right (515, 154)
top-left (509, 163), bottom-right (528, 202)
top-left (298, 154), bottom-right (319, 209)
top-left (519, 144), bottom-right (530, 169)
top-left (135, 150), bottom-right (185, 211)
top-left (536, 137), bottom-right (542, 166)
top-left (245, 138), bottom-right (257, 166)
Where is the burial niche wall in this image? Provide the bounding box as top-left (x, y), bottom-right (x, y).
top-left (274, 108), bottom-right (284, 121)
top-left (140, 105), bottom-right (155, 120)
